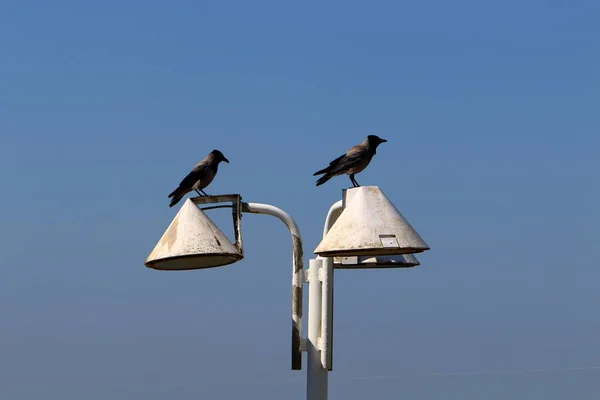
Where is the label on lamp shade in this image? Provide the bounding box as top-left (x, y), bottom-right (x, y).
top-left (379, 234), bottom-right (400, 248)
top-left (337, 256), bottom-right (359, 265)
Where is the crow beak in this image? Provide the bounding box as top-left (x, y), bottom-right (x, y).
top-left (223, 157), bottom-right (230, 163)
top-left (380, 138), bottom-right (388, 143)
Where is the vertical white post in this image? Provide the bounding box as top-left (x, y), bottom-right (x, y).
top-left (320, 256), bottom-right (334, 370)
top-left (307, 258), bottom-right (327, 400)
top-left (320, 200), bottom-right (342, 371)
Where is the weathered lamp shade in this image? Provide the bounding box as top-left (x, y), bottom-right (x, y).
top-left (334, 254), bottom-right (420, 269)
top-left (314, 186), bottom-right (429, 257)
top-left (145, 199), bottom-right (243, 271)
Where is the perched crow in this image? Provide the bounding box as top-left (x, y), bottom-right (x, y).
top-left (168, 149), bottom-right (229, 207)
top-left (313, 135), bottom-right (387, 187)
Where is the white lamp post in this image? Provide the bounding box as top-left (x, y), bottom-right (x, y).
top-left (144, 187), bottom-right (429, 400)
top-left (145, 194), bottom-right (305, 370)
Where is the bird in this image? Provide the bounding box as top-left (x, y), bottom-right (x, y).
top-left (167, 149), bottom-right (229, 207)
top-left (313, 135), bottom-right (387, 187)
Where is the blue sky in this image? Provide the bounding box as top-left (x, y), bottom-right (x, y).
top-left (1, 1), bottom-right (599, 399)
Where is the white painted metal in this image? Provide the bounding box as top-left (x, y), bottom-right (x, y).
top-left (320, 256), bottom-right (333, 371)
top-left (314, 186), bottom-right (430, 257)
top-left (307, 258), bottom-right (328, 400)
top-left (333, 254), bottom-right (420, 269)
top-left (242, 202), bottom-right (304, 371)
top-left (145, 199), bottom-right (243, 270)
top-left (145, 187), bottom-right (430, 400)
top-left (317, 198), bottom-right (422, 372)
top-left (318, 200), bottom-right (342, 371)
top-left (192, 194), bottom-right (244, 257)
top-left (322, 201), bottom-right (343, 238)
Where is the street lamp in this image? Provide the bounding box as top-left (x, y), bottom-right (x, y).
top-left (145, 194), bottom-right (305, 370)
top-left (144, 186), bottom-right (429, 400)
top-left (314, 186), bottom-right (429, 257)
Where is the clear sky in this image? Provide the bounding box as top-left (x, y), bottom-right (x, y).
top-left (1, 1), bottom-right (599, 399)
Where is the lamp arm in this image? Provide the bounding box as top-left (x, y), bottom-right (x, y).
top-left (242, 202), bottom-right (304, 371)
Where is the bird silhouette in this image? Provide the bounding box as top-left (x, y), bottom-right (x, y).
top-left (168, 149), bottom-right (229, 207)
top-left (313, 135), bottom-right (387, 187)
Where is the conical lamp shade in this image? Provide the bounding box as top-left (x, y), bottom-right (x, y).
top-left (145, 199), bottom-right (243, 271)
top-left (314, 186), bottom-right (429, 257)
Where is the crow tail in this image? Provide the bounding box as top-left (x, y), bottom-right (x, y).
top-left (313, 167), bottom-right (330, 176)
top-left (168, 188), bottom-right (184, 207)
top-left (315, 174), bottom-right (333, 186)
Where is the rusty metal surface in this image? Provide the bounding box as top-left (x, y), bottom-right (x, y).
top-left (191, 193), bottom-right (242, 206)
top-left (231, 195), bottom-right (243, 256)
top-left (291, 233), bottom-right (304, 370)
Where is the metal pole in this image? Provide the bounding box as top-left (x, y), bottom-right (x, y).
top-left (242, 199), bottom-right (344, 400)
top-left (322, 201), bottom-right (343, 239)
top-left (307, 258), bottom-right (327, 400)
top-left (307, 200), bottom-right (343, 399)
top-left (242, 202), bottom-right (304, 371)
top-left (320, 201), bottom-right (342, 370)
top-left (320, 256), bottom-right (333, 371)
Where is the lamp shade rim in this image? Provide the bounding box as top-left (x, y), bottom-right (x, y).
top-left (317, 247), bottom-right (428, 257)
top-left (145, 252), bottom-right (243, 271)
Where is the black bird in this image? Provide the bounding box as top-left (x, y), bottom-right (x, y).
top-left (313, 135), bottom-right (387, 187)
top-left (168, 149), bottom-right (229, 207)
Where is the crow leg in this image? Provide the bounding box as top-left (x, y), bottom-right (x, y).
top-left (194, 189), bottom-right (205, 196)
top-left (200, 189), bottom-right (209, 196)
top-left (350, 174), bottom-right (360, 187)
